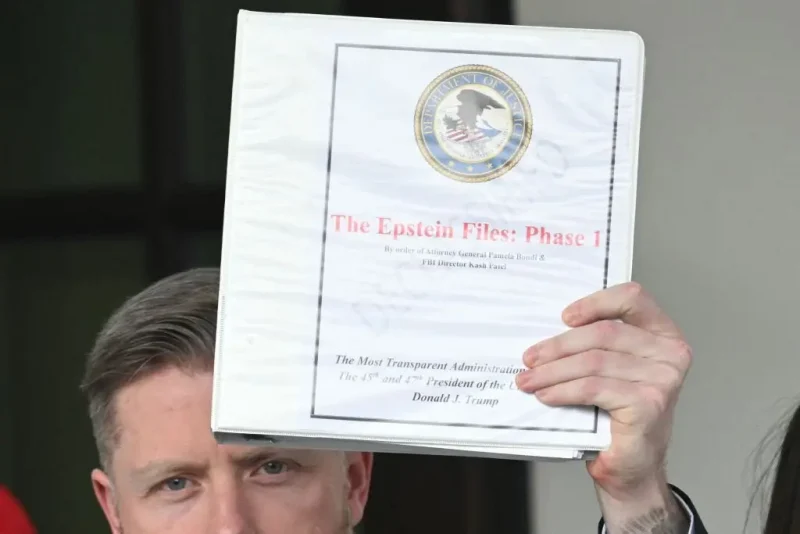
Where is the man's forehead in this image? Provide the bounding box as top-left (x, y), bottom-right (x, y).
top-left (108, 366), bottom-right (347, 479)
top-left (115, 366), bottom-right (212, 417)
top-left (109, 368), bottom-right (338, 469)
top-left (111, 367), bottom-right (215, 458)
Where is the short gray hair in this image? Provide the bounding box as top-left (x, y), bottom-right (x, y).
top-left (80, 267), bottom-right (220, 469)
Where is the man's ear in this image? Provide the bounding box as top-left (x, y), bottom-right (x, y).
top-left (91, 468), bottom-right (123, 534)
top-left (344, 452), bottom-right (374, 526)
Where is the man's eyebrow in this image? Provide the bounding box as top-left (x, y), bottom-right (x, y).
top-left (229, 448), bottom-right (283, 469)
top-left (129, 449), bottom-right (310, 486)
top-left (130, 459), bottom-right (208, 485)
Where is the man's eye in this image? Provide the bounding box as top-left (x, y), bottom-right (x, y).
top-left (149, 477), bottom-right (197, 502)
top-left (163, 477), bottom-right (189, 491)
top-left (259, 460), bottom-right (288, 475)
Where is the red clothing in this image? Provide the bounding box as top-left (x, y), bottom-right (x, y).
top-left (0, 486), bottom-right (36, 534)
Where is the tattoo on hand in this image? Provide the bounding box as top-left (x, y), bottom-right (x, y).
top-left (618, 505), bottom-right (689, 534)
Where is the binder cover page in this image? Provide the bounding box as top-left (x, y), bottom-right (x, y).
top-left (211, 11), bottom-right (644, 454)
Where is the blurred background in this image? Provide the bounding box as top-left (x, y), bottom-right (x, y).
top-left (3, 0), bottom-right (800, 533)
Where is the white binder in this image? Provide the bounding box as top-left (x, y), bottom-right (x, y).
top-left (211, 10), bottom-right (645, 460)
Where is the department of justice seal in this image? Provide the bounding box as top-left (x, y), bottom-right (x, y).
top-left (414, 64), bottom-right (532, 183)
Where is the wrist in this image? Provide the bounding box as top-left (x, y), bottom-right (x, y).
top-left (595, 471), bottom-right (689, 533)
top-left (596, 467), bottom-right (668, 506)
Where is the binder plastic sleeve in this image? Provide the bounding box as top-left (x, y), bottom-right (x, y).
top-left (211, 11), bottom-right (645, 460)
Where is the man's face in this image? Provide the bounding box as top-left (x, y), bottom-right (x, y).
top-left (90, 367), bottom-right (372, 534)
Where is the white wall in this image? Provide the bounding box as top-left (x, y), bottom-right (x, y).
top-left (513, 1), bottom-right (800, 532)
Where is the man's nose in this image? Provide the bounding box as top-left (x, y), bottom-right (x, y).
top-left (210, 482), bottom-right (254, 534)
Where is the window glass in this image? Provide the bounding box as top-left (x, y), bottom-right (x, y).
top-left (183, 0), bottom-right (341, 184)
top-left (183, 231), bottom-right (223, 268)
top-left (3, 3), bottom-right (142, 192)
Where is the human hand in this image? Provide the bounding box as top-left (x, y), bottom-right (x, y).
top-left (515, 282), bottom-right (693, 529)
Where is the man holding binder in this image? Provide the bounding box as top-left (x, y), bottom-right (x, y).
top-left (80, 268), bottom-right (707, 533)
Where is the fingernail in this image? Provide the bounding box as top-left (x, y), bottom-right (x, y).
top-left (515, 371), bottom-right (533, 391)
top-left (562, 306), bottom-right (578, 324)
top-left (534, 387), bottom-right (553, 404)
top-left (523, 345), bottom-right (539, 367)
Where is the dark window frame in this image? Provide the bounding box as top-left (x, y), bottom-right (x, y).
top-left (0, 1), bottom-right (529, 532)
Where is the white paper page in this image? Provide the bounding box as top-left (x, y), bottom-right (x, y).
top-left (216, 431), bottom-right (589, 460)
top-left (212, 12), bottom-right (643, 454)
